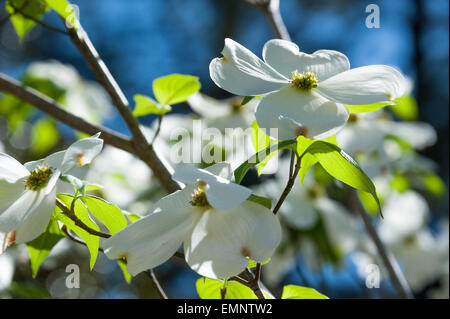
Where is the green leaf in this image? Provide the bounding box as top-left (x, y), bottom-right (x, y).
top-left (55, 194), bottom-right (100, 269)
top-left (247, 258), bottom-right (270, 269)
top-left (423, 174), bottom-right (446, 197)
top-left (357, 190), bottom-right (380, 216)
top-left (241, 96), bottom-right (254, 106)
top-left (26, 215), bottom-right (65, 277)
top-left (247, 194), bottom-right (272, 210)
top-left (44, 0), bottom-right (77, 27)
top-left (80, 195), bottom-right (128, 235)
top-left (389, 95), bottom-right (418, 121)
top-left (301, 141), bottom-right (382, 216)
top-left (31, 118), bottom-right (59, 156)
top-left (390, 174), bottom-right (411, 193)
top-left (250, 121), bottom-right (277, 175)
top-left (196, 278), bottom-right (257, 299)
top-left (118, 259), bottom-right (132, 284)
top-left (6, 0), bottom-right (49, 40)
top-left (234, 139), bottom-right (297, 184)
top-left (345, 102), bottom-right (389, 114)
top-left (281, 285), bottom-right (328, 299)
top-left (133, 94), bottom-right (171, 117)
top-left (153, 74), bottom-right (201, 106)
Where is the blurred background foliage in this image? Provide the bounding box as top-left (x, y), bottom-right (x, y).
top-left (0, 0), bottom-right (448, 299)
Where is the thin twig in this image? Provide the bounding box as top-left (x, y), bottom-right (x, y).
top-left (272, 151), bottom-right (301, 215)
top-left (241, 0), bottom-right (291, 41)
top-left (147, 269), bottom-right (168, 299)
top-left (151, 115), bottom-right (163, 144)
top-left (349, 190), bottom-right (413, 299)
top-left (56, 198), bottom-right (111, 239)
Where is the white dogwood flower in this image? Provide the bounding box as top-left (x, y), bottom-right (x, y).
top-left (210, 38), bottom-right (410, 140)
top-left (0, 134), bottom-right (103, 244)
top-left (103, 162), bottom-right (281, 279)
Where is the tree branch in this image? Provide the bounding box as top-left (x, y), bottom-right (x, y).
top-left (349, 190), bottom-right (414, 299)
top-left (0, 73), bottom-right (135, 154)
top-left (241, 0), bottom-right (291, 41)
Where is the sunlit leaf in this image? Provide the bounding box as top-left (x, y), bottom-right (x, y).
top-left (55, 194), bottom-right (100, 269)
top-left (344, 102), bottom-right (389, 114)
top-left (281, 285), bottom-right (328, 299)
top-left (118, 259), bottom-right (132, 284)
top-left (423, 174), bottom-right (446, 197)
top-left (26, 214), bottom-right (65, 277)
top-left (300, 141), bottom-right (382, 216)
top-left (6, 0), bottom-right (49, 40)
top-left (80, 195), bottom-right (128, 235)
top-left (31, 118), bottom-right (59, 156)
top-left (153, 73), bottom-right (201, 106)
top-left (234, 140), bottom-right (297, 184)
top-left (389, 95), bottom-right (418, 121)
top-left (247, 194), bottom-right (272, 210)
top-left (133, 94), bottom-right (171, 117)
top-left (196, 278), bottom-right (257, 299)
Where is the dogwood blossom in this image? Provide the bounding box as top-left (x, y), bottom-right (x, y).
top-left (0, 134), bottom-right (103, 244)
top-left (103, 162), bottom-right (281, 279)
top-left (210, 38), bottom-right (410, 140)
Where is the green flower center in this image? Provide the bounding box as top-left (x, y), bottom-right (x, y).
top-left (291, 70), bottom-right (318, 90)
top-left (190, 180), bottom-right (210, 207)
top-left (25, 166), bottom-right (52, 191)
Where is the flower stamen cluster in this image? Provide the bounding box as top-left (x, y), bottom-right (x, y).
top-left (25, 166), bottom-right (52, 191)
top-left (291, 70), bottom-right (318, 90)
top-left (190, 180), bottom-right (210, 207)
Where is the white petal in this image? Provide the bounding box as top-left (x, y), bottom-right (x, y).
top-left (102, 189), bottom-right (198, 275)
top-left (209, 38), bottom-right (289, 96)
top-left (24, 150), bottom-right (65, 172)
top-left (0, 190), bottom-right (41, 233)
top-left (317, 65), bottom-right (410, 105)
top-left (255, 87), bottom-right (349, 140)
top-left (0, 178), bottom-right (27, 213)
top-left (336, 120), bottom-right (385, 156)
top-left (15, 187), bottom-right (56, 244)
top-left (184, 201), bottom-right (281, 279)
top-left (263, 39), bottom-right (350, 80)
top-left (172, 166), bottom-right (252, 211)
top-left (380, 121), bottom-right (437, 150)
top-left (280, 195), bottom-right (318, 230)
top-left (60, 135), bottom-right (104, 173)
top-left (203, 162), bottom-right (233, 180)
top-left (187, 92), bottom-right (231, 119)
top-left (0, 153), bottom-right (29, 182)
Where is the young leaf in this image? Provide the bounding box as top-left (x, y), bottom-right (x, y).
top-left (196, 278), bottom-right (257, 299)
top-left (31, 118), bottom-right (59, 156)
top-left (118, 259), bottom-right (132, 284)
top-left (26, 214), bottom-right (65, 277)
top-left (247, 194), bottom-right (272, 210)
top-left (247, 258), bottom-right (270, 269)
top-left (44, 0), bottom-right (77, 28)
top-left (55, 194), bottom-right (100, 269)
top-left (6, 0), bottom-right (49, 40)
top-left (153, 74), bottom-right (201, 106)
top-left (281, 285), bottom-right (328, 299)
top-left (133, 94), bottom-right (171, 117)
top-left (389, 95), bottom-right (418, 121)
top-left (80, 195), bottom-right (128, 235)
top-left (344, 102), bottom-right (389, 114)
top-left (302, 141), bottom-right (382, 216)
top-left (234, 139), bottom-right (297, 184)
top-left (241, 96), bottom-right (254, 106)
